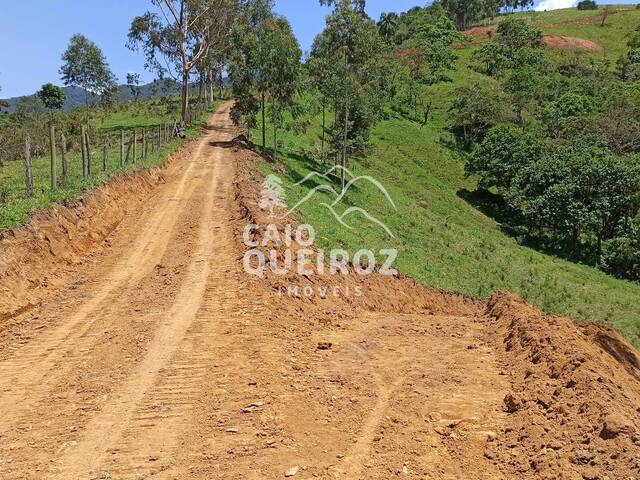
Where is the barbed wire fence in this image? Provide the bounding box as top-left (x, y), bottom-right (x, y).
top-left (8, 101), bottom-right (212, 197)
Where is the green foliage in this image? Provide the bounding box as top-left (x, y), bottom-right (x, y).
top-left (229, 7), bottom-right (301, 151)
top-left (309, 0), bottom-right (384, 159)
top-left (472, 18), bottom-right (545, 77)
top-left (577, 0), bottom-right (598, 10)
top-left (503, 66), bottom-right (545, 125)
top-left (450, 81), bottom-right (514, 148)
top-left (128, 0), bottom-right (239, 121)
top-left (538, 92), bottom-right (596, 136)
top-left (37, 83), bottom-right (66, 111)
top-left (468, 124), bottom-right (544, 191)
top-left (252, 96), bottom-right (640, 347)
top-left (618, 47), bottom-right (640, 81)
top-left (602, 220), bottom-right (640, 281)
top-left (126, 72), bottom-right (141, 102)
top-left (508, 144), bottom-right (640, 254)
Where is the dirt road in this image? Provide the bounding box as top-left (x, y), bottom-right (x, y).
top-left (0, 104), bottom-right (638, 479)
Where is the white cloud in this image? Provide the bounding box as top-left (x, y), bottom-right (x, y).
top-left (535, 0), bottom-right (578, 11)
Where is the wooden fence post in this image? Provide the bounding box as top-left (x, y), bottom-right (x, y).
top-left (61, 133), bottom-right (68, 184)
top-left (133, 129), bottom-right (137, 166)
top-left (81, 126), bottom-right (88, 177)
top-left (84, 127), bottom-right (92, 176)
top-left (142, 128), bottom-right (147, 160)
top-left (120, 130), bottom-right (125, 168)
top-left (24, 135), bottom-right (33, 196)
top-left (103, 138), bottom-right (108, 172)
top-left (125, 138), bottom-right (132, 164)
top-left (49, 124), bottom-right (57, 189)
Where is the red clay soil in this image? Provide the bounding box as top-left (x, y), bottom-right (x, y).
top-left (0, 140), bottom-right (199, 325)
top-left (0, 104), bottom-right (638, 479)
top-left (543, 34), bottom-right (603, 52)
top-left (461, 26), bottom-right (604, 52)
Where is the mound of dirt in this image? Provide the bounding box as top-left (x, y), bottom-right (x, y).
top-left (543, 35), bottom-right (603, 52)
top-left (462, 26), bottom-right (603, 52)
top-left (0, 140), bottom-right (199, 323)
top-left (233, 150), bottom-right (640, 478)
top-left (485, 291), bottom-right (640, 478)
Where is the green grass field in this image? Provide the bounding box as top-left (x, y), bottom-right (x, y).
top-left (90, 99), bottom-right (185, 132)
top-left (250, 6), bottom-right (640, 347)
top-left (0, 100), bottom-right (217, 230)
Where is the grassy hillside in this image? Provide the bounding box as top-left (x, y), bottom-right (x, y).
top-left (474, 5), bottom-right (640, 59)
top-left (251, 7), bottom-right (640, 347)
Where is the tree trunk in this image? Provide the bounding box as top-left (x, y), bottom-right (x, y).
top-left (133, 129), bottom-right (138, 166)
top-left (273, 104), bottom-right (277, 162)
top-left (24, 135), bottom-right (33, 196)
top-left (103, 140), bottom-right (108, 172)
top-left (181, 69), bottom-right (190, 123)
top-left (142, 129), bottom-right (147, 160)
top-left (61, 133), bottom-right (68, 184)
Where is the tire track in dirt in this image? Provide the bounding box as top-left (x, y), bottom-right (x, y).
top-left (49, 104), bottom-right (239, 479)
top-left (331, 344), bottom-right (406, 479)
top-left (0, 147), bottom-right (201, 438)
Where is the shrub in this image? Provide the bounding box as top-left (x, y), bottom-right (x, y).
top-left (577, 0), bottom-right (598, 10)
top-left (601, 221), bottom-right (640, 281)
top-left (467, 124), bottom-right (544, 191)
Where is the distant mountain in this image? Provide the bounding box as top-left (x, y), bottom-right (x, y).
top-left (0, 79), bottom-right (183, 114)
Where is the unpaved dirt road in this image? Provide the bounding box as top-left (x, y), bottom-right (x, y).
top-left (2, 104), bottom-right (615, 479)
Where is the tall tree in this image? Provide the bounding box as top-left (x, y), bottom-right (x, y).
top-left (377, 12), bottom-right (399, 43)
top-left (128, 0), bottom-right (239, 122)
top-left (37, 83), bottom-right (66, 122)
top-left (311, 0), bottom-right (383, 187)
top-left (229, 10), bottom-right (300, 156)
top-left (59, 34), bottom-right (116, 122)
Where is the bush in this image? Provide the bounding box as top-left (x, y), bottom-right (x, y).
top-left (601, 222), bottom-right (640, 281)
top-left (467, 125), bottom-right (544, 191)
top-left (577, 0), bottom-right (598, 10)
top-left (449, 82), bottom-right (514, 149)
top-left (508, 144), bottom-right (640, 253)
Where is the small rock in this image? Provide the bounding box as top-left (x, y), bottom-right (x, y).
top-left (601, 414), bottom-right (632, 439)
top-left (503, 394), bottom-right (520, 414)
top-left (485, 431), bottom-right (497, 442)
top-left (226, 428), bottom-right (239, 433)
top-left (317, 342), bottom-right (332, 351)
top-left (285, 466), bottom-right (299, 477)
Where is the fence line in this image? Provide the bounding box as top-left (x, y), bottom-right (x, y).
top-left (5, 101), bottom-right (212, 195)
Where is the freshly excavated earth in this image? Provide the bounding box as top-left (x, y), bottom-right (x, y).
top-left (0, 103), bottom-right (638, 479)
top-left (461, 26), bottom-right (603, 52)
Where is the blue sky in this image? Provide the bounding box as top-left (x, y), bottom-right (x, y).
top-left (0, 0), bottom-right (634, 98)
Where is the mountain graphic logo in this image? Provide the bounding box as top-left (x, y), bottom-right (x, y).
top-left (260, 166), bottom-right (397, 239)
